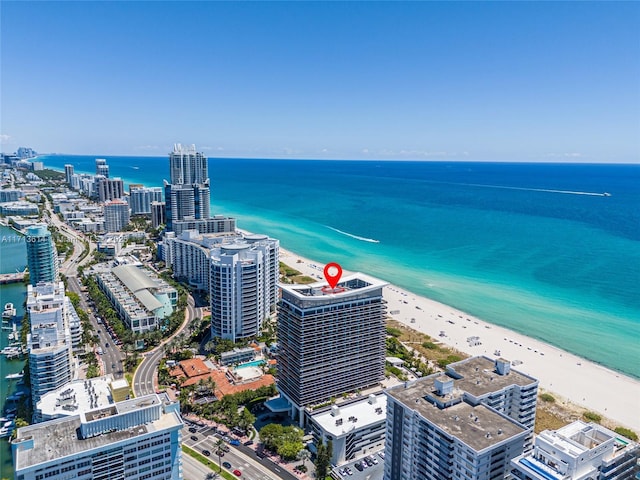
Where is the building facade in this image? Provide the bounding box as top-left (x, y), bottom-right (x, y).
top-left (25, 224), bottom-right (59, 286)
top-left (383, 356), bottom-right (538, 480)
top-left (151, 201), bottom-right (166, 228)
top-left (308, 394), bottom-right (387, 465)
top-left (103, 198), bottom-right (131, 232)
top-left (27, 283), bottom-right (76, 417)
top-left (168, 143), bottom-right (208, 185)
top-left (13, 393), bottom-right (184, 480)
top-left (129, 186), bottom-right (163, 215)
top-left (210, 235), bottom-right (280, 341)
top-left (97, 177), bottom-right (125, 202)
top-left (95, 158), bottom-right (109, 177)
top-left (163, 144), bottom-right (235, 234)
top-left (276, 274), bottom-right (387, 424)
top-left (64, 164), bottom-right (74, 185)
top-left (511, 421), bottom-right (639, 480)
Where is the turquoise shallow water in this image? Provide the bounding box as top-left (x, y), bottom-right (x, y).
top-left (38, 156), bottom-right (640, 378)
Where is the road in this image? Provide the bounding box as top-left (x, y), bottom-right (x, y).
top-left (182, 425), bottom-right (298, 480)
top-left (132, 295), bottom-right (200, 397)
top-left (42, 196), bottom-right (122, 378)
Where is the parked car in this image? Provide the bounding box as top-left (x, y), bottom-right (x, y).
top-left (190, 435), bottom-right (198, 441)
top-left (229, 439), bottom-right (240, 446)
top-left (189, 427), bottom-right (197, 433)
top-left (243, 440), bottom-right (254, 446)
top-left (202, 450), bottom-right (210, 457)
top-left (354, 463), bottom-right (363, 471)
top-left (222, 462), bottom-right (232, 469)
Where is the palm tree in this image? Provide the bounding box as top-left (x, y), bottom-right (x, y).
top-left (215, 438), bottom-right (225, 472)
top-left (204, 473), bottom-right (218, 480)
top-left (297, 449), bottom-right (311, 467)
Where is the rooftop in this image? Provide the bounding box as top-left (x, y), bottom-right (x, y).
top-left (446, 356), bottom-right (538, 397)
top-left (310, 394), bottom-right (387, 437)
top-left (14, 394), bottom-right (182, 470)
top-left (280, 273), bottom-right (387, 307)
top-left (36, 377), bottom-right (114, 418)
top-left (388, 380), bottom-right (526, 451)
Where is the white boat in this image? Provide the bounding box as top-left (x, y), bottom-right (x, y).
top-left (5, 372), bottom-right (23, 380)
top-left (2, 303), bottom-right (16, 319)
top-left (603, 192), bottom-right (611, 197)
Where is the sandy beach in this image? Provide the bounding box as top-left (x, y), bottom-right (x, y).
top-left (278, 247), bottom-right (640, 432)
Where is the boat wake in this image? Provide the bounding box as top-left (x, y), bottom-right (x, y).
top-left (326, 226), bottom-right (380, 243)
top-left (462, 183), bottom-right (610, 197)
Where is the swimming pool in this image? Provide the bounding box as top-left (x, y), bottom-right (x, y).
top-left (236, 360), bottom-right (265, 369)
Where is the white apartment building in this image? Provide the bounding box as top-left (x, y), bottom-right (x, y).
top-left (26, 283), bottom-right (77, 417)
top-left (383, 356), bottom-right (539, 480)
top-left (129, 187), bottom-right (163, 215)
top-left (103, 198), bottom-right (131, 232)
top-left (309, 394), bottom-right (387, 465)
top-left (275, 273), bottom-right (387, 425)
top-left (13, 393), bottom-right (184, 480)
top-left (511, 421), bottom-right (639, 480)
top-left (162, 230), bottom-right (279, 339)
top-left (210, 235), bottom-right (280, 341)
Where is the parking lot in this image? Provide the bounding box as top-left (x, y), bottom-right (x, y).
top-left (332, 451), bottom-right (384, 480)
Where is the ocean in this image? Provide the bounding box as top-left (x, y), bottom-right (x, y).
top-left (36, 156), bottom-right (640, 381)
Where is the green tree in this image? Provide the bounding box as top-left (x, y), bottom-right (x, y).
top-left (278, 440), bottom-right (303, 460)
top-left (215, 438), bottom-right (225, 472)
top-left (315, 438), bottom-right (332, 479)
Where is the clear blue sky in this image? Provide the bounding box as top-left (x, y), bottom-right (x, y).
top-left (1, 1), bottom-right (639, 162)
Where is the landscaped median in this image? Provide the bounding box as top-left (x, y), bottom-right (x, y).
top-left (181, 444), bottom-right (237, 480)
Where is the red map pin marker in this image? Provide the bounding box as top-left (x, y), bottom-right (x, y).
top-left (324, 262), bottom-right (343, 289)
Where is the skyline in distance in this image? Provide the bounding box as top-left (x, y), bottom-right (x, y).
top-left (1, 2), bottom-right (639, 163)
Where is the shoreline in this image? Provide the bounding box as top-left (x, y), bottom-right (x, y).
top-left (277, 246), bottom-right (640, 432)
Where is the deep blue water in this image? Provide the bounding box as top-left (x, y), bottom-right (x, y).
top-left (40, 155), bottom-right (640, 377)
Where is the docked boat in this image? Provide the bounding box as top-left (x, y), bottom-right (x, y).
top-left (2, 303), bottom-right (16, 319)
top-left (5, 372), bottom-right (23, 380)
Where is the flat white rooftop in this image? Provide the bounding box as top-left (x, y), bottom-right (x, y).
top-left (310, 394), bottom-right (387, 437)
top-left (37, 376), bottom-right (114, 418)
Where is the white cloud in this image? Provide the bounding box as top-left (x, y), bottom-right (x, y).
top-left (133, 145), bottom-right (161, 151)
top-left (376, 149), bottom-right (469, 159)
top-left (282, 147), bottom-right (303, 155)
top-left (0, 134), bottom-right (11, 143)
top-left (544, 152), bottom-right (583, 158)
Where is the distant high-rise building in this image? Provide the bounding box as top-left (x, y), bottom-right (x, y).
top-left (25, 224), bottom-right (59, 285)
top-left (95, 158), bottom-right (109, 177)
top-left (164, 144), bottom-right (235, 234)
top-left (129, 186), bottom-right (163, 215)
top-left (276, 273), bottom-right (387, 424)
top-left (169, 143), bottom-right (208, 185)
top-left (12, 393), bottom-right (184, 480)
top-left (151, 201), bottom-right (166, 228)
top-left (26, 282), bottom-right (75, 419)
top-left (511, 421), bottom-right (639, 480)
top-left (103, 198), bottom-right (130, 232)
top-left (383, 356), bottom-right (539, 480)
top-left (64, 164), bottom-right (74, 185)
top-left (96, 177), bottom-right (124, 202)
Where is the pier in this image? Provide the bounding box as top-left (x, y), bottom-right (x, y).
top-left (0, 272), bottom-right (26, 284)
